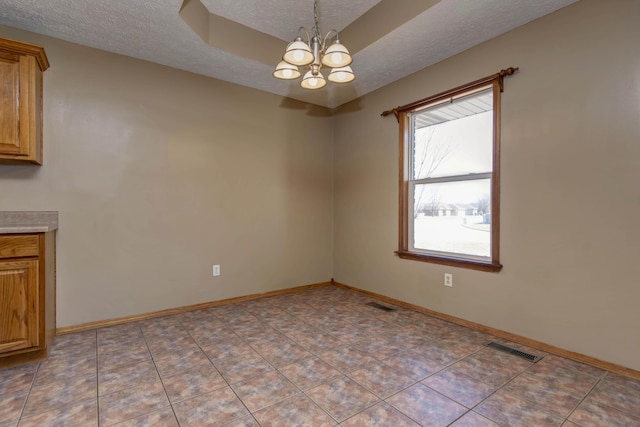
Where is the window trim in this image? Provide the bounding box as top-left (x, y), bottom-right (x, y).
top-left (392, 69), bottom-right (518, 272)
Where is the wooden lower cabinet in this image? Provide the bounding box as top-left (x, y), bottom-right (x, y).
top-left (0, 259), bottom-right (39, 353)
top-left (0, 232), bottom-right (55, 367)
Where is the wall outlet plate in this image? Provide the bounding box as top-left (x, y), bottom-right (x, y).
top-left (213, 265), bottom-right (220, 276)
top-left (444, 273), bottom-right (453, 287)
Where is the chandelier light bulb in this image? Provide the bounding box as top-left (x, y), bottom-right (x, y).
top-left (331, 52), bottom-right (343, 65)
top-left (293, 50), bottom-right (304, 62)
top-left (282, 68), bottom-right (293, 78)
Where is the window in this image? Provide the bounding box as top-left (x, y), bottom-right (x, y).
top-left (390, 69), bottom-right (517, 272)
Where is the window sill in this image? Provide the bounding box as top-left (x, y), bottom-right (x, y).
top-left (395, 250), bottom-right (503, 272)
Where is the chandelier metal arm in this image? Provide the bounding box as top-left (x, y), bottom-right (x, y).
top-left (322, 29), bottom-right (339, 49)
top-left (296, 27), bottom-right (311, 44)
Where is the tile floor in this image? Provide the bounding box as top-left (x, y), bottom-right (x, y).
top-left (1, 285), bottom-right (639, 426)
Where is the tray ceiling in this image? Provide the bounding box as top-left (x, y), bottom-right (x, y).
top-left (0, 0), bottom-right (578, 108)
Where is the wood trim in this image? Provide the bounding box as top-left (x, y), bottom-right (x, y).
top-left (43, 231), bottom-right (56, 350)
top-left (394, 72), bottom-right (514, 271)
top-left (56, 281), bottom-right (333, 335)
top-left (398, 110), bottom-right (409, 252)
top-left (395, 251), bottom-right (502, 272)
top-left (54, 277), bottom-right (640, 379)
top-left (332, 281), bottom-right (640, 380)
top-left (491, 81), bottom-right (501, 264)
top-left (381, 67), bottom-right (518, 117)
top-left (0, 37), bottom-right (49, 71)
top-left (0, 347), bottom-right (48, 370)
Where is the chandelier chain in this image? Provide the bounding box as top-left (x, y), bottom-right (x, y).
top-left (313, 0), bottom-right (321, 40)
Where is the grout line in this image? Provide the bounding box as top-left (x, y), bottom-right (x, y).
top-left (12, 287), bottom-right (639, 426)
top-left (185, 310), bottom-right (260, 425)
top-left (564, 375), bottom-right (602, 426)
top-left (138, 326), bottom-right (178, 426)
top-left (93, 329), bottom-right (99, 426)
top-left (15, 359), bottom-right (41, 425)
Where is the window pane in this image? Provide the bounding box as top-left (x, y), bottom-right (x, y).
top-left (412, 179), bottom-right (491, 258)
top-left (412, 91), bottom-right (493, 179)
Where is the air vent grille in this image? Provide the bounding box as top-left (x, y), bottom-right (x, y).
top-left (486, 342), bottom-right (543, 362)
top-left (365, 302), bottom-right (395, 312)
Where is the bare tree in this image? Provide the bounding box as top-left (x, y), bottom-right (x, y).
top-left (413, 127), bottom-right (453, 179)
top-left (476, 195), bottom-right (490, 215)
top-left (413, 127), bottom-right (453, 218)
top-left (426, 188), bottom-right (442, 217)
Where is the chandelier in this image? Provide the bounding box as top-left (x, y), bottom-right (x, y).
top-left (273, 0), bottom-right (355, 89)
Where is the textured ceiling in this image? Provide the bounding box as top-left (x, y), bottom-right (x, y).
top-left (0, 0), bottom-right (578, 109)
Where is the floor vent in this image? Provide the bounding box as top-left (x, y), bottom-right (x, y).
top-left (366, 302), bottom-right (395, 312)
top-left (486, 342), bottom-right (543, 362)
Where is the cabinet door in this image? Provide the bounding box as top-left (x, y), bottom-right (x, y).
top-left (0, 53), bottom-right (40, 162)
top-left (0, 260), bottom-right (39, 353)
top-left (0, 52), bottom-right (24, 155)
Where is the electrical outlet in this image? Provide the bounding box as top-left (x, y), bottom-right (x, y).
top-left (444, 273), bottom-right (453, 287)
top-left (213, 265), bottom-right (220, 276)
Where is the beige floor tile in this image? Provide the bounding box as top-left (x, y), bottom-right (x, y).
top-left (1, 286), bottom-right (637, 427)
top-left (347, 361), bottom-right (416, 399)
top-left (423, 368), bottom-right (496, 408)
top-left (450, 411), bottom-right (501, 426)
top-left (98, 379), bottom-right (169, 426)
top-left (0, 392), bottom-right (28, 426)
top-left (109, 407), bottom-right (179, 427)
top-left (231, 371), bottom-right (300, 412)
top-left (214, 351), bottom-right (274, 384)
top-left (587, 373), bottom-right (640, 417)
top-left (568, 397), bottom-right (640, 426)
top-left (279, 357), bottom-right (343, 390)
top-left (0, 364), bottom-right (37, 396)
top-left (253, 394), bottom-right (336, 426)
top-left (306, 377), bottom-right (380, 422)
top-left (341, 402), bottom-right (419, 426)
top-left (98, 359), bottom-right (159, 396)
top-left (475, 389), bottom-right (564, 426)
top-left (386, 383), bottom-right (467, 427)
top-left (23, 375), bottom-right (96, 417)
top-left (172, 386), bottom-right (250, 426)
top-left (162, 363), bottom-right (226, 403)
top-left (18, 398), bottom-right (97, 427)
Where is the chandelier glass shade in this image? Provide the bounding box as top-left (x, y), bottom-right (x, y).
top-left (301, 70), bottom-right (327, 89)
top-left (272, 0), bottom-right (354, 90)
top-left (328, 65), bottom-right (355, 83)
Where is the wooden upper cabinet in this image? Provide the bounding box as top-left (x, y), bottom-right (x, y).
top-left (0, 37), bottom-right (49, 165)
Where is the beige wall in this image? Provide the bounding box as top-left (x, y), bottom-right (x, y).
top-left (1, 0), bottom-right (639, 372)
top-left (0, 26), bottom-right (334, 328)
top-left (334, 0), bottom-right (640, 371)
